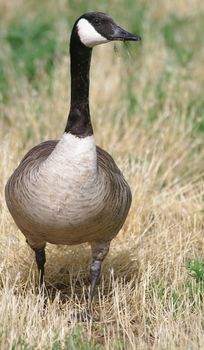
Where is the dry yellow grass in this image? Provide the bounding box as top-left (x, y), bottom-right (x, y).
top-left (0, 1), bottom-right (204, 349)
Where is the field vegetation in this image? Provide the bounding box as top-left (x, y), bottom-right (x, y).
top-left (0, 0), bottom-right (204, 348)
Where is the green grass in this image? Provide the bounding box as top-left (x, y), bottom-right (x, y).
top-left (0, 15), bottom-right (58, 101)
top-left (5, 17), bottom-right (57, 82)
top-left (162, 16), bottom-right (194, 66)
top-left (10, 326), bottom-right (125, 350)
top-left (149, 259), bottom-right (204, 317)
top-left (186, 259), bottom-right (204, 283)
top-left (12, 336), bottom-right (35, 350)
top-left (0, 58), bottom-right (8, 103)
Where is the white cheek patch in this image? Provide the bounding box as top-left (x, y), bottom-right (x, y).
top-left (77, 18), bottom-right (108, 48)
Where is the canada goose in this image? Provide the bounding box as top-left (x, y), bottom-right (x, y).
top-left (5, 12), bottom-right (141, 317)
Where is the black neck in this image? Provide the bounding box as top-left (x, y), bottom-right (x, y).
top-left (65, 29), bottom-right (93, 137)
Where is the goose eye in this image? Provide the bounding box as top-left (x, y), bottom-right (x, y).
top-left (94, 18), bottom-right (101, 26)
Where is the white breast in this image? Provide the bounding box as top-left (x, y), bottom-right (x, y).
top-left (26, 133), bottom-right (99, 226)
top-left (42, 132), bottom-right (97, 177)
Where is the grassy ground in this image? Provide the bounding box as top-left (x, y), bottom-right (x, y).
top-left (0, 0), bottom-right (204, 349)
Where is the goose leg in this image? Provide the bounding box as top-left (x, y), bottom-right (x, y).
top-left (88, 241), bottom-right (110, 313)
top-left (34, 247), bottom-right (46, 288)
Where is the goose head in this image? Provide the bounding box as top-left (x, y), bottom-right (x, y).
top-left (72, 12), bottom-right (141, 48)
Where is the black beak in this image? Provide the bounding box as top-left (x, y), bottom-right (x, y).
top-left (108, 25), bottom-right (141, 42)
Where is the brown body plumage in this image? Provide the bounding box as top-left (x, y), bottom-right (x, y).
top-left (5, 138), bottom-right (131, 249)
